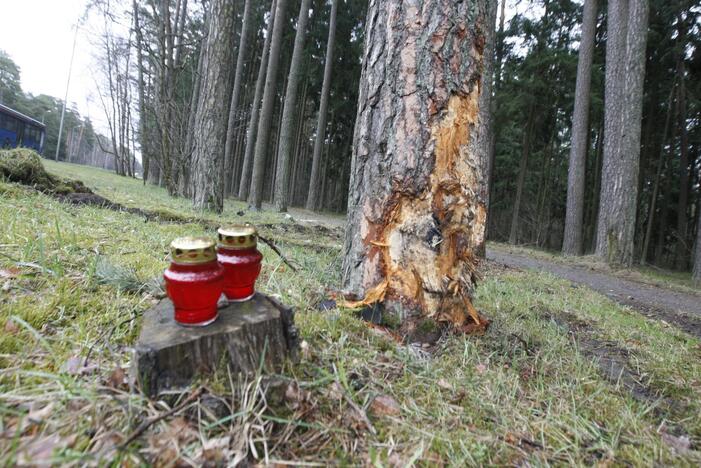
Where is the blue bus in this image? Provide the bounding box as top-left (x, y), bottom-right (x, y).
top-left (0, 103), bottom-right (46, 154)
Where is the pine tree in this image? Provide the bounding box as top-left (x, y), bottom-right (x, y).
top-left (223, 0), bottom-right (253, 196)
top-left (306, 0), bottom-right (338, 211)
top-left (343, 0), bottom-right (489, 328)
top-left (596, 0), bottom-right (649, 266)
top-left (273, 0), bottom-right (313, 212)
top-left (563, 0), bottom-right (598, 255)
top-left (249, 0), bottom-right (288, 210)
top-left (190, 0), bottom-right (236, 212)
top-left (238, 0), bottom-right (277, 201)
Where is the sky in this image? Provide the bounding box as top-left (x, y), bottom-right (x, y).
top-left (0, 0), bottom-right (109, 130)
top-left (0, 0), bottom-right (531, 136)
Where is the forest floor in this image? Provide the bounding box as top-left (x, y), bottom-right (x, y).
top-left (1, 159), bottom-right (701, 465)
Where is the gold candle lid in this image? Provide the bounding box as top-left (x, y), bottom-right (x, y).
top-left (170, 236), bottom-right (217, 265)
top-left (217, 224), bottom-right (258, 249)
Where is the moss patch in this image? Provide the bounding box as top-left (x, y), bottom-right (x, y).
top-left (0, 148), bottom-right (89, 194)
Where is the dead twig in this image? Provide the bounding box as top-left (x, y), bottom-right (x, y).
top-left (118, 387), bottom-right (205, 449)
top-left (258, 235), bottom-right (298, 272)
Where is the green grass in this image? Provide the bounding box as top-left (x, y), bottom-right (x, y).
top-left (0, 161), bottom-right (700, 465)
top-left (489, 241), bottom-right (700, 296)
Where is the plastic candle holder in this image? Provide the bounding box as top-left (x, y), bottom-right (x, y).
top-left (216, 224), bottom-right (263, 302)
top-left (164, 236), bottom-right (224, 326)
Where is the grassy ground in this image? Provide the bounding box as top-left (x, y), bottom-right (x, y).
top-left (489, 242), bottom-right (699, 296)
top-left (1, 161), bottom-right (700, 465)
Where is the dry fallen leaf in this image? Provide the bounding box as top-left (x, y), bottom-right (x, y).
top-left (199, 436), bottom-right (235, 466)
top-left (4, 319), bottom-right (19, 335)
top-left (107, 367), bottom-right (127, 389)
top-left (27, 403), bottom-right (55, 426)
top-left (369, 394), bottom-right (401, 417)
top-left (0, 267), bottom-right (21, 278)
top-left (437, 378), bottom-right (452, 390)
top-left (661, 433), bottom-right (691, 454)
top-left (327, 381), bottom-right (344, 401)
top-left (60, 356), bottom-right (98, 376)
top-left (475, 364), bottom-right (487, 374)
top-left (284, 382), bottom-right (311, 410)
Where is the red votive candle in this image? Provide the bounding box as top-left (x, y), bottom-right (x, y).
top-left (217, 224), bottom-right (263, 302)
top-left (164, 237), bottom-right (224, 326)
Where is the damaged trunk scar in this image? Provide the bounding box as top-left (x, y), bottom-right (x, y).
top-left (350, 90), bottom-right (487, 328)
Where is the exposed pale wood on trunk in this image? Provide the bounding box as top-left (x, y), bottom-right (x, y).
top-left (342, 0), bottom-right (489, 328)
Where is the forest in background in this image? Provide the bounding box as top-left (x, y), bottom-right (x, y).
top-left (0, 51), bottom-right (137, 174)
top-left (0, 0), bottom-right (699, 278)
top-left (488, 0), bottom-right (701, 273)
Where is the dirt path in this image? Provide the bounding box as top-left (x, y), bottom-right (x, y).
top-left (487, 249), bottom-right (701, 339)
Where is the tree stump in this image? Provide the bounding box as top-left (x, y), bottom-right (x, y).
top-left (133, 293), bottom-right (299, 397)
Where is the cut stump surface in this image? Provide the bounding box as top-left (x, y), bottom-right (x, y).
top-left (133, 293), bottom-right (298, 396)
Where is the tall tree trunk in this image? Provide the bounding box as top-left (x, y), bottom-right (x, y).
top-left (642, 83), bottom-right (675, 264)
top-left (133, 0), bottom-right (149, 184)
top-left (486, 0), bottom-right (506, 239)
top-left (273, 0), bottom-right (312, 212)
top-left (306, 0), bottom-right (338, 211)
top-left (238, 3), bottom-right (276, 201)
top-left (223, 0), bottom-right (253, 197)
top-left (596, 0), bottom-right (648, 266)
top-left (342, 0), bottom-right (489, 328)
top-left (248, 0), bottom-right (288, 210)
top-left (508, 110), bottom-right (535, 245)
top-left (563, 0), bottom-right (597, 255)
top-left (190, 0), bottom-right (236, 212)
top-left (183, 10), bottom-right (209, 187)
top-left (477, 0), bottom-right (497, 253)
top-left (693, 193), bottom-right (701, 286)
top-left (674, 59), bottom-right (689, 270)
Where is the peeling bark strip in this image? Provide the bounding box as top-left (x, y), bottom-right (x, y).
top-left (342, 0), bottom-right (489, 327)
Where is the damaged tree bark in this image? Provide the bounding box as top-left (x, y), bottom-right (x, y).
top-left (342, 0), bottom-right (489, 330)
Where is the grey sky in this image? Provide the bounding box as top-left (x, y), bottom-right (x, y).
top-left (1, 0), bottom-right (532, 136)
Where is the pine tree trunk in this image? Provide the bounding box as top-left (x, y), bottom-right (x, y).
top-left (223, 0), bottom-right (253, 197)
top-left (342, 0), bottom-right (490, 328)
top-left (596, 0), bottom-right (648, 266)
top-left (674, 58), bottom-right (689, 270)
top-left (248, 0), bottom-right (288, 210)
top-left (238, 0), bottom-right (277, 201)
top-left (693, 196), bottom-right (701, 286)
top-left (274, 0), bottom-right (312, 212)
top-left (563, 0), bottom-right (597, 256)
top-left (509, 110), bottom-right (534, 245)
top-left (190, 0), bottom-right (236, 212)
top-left (184, 21), bottom-right (208, 185)
top-left (133, 0), bottom-right (149, 185)
top-left (477, 0), bottom-right (497, 251)
top-left (486, 0), bottom-right (506, 239)
top-left (642, 83), bottom-right (675, 264)
top-left (305, 0), bottom-right (338, 211)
